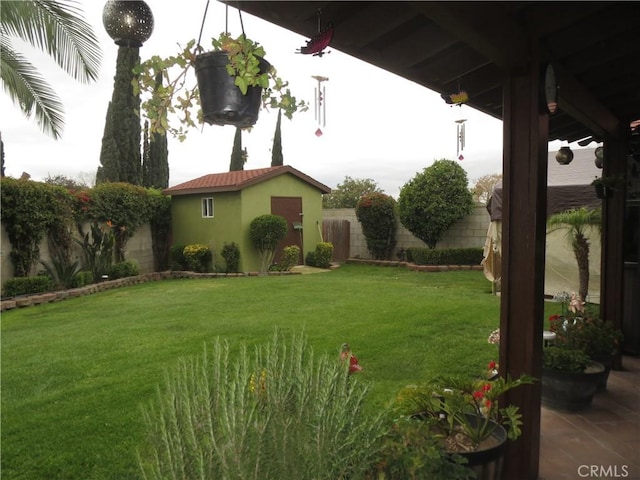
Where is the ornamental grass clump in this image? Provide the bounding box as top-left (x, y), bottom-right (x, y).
top-left (138, 331), bottom-right (387, 480)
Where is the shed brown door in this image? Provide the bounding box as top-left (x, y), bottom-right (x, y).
top-left (271, 196), bottom-right (303, 265)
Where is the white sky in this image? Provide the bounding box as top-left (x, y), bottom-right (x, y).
top-left (0, 0), bottom-right (565, 196)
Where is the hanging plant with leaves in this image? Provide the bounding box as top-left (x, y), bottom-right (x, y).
top-left (134, 32), bottom-right (307, 140)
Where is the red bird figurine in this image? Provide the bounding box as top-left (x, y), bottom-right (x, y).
top-left (340, 343), bottom-right (362, 373)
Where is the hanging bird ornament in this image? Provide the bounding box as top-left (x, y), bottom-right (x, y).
top-left (312, 75), bottom-right (329, 136)
top-left (296, 9), bottom-right (333, 57)
top-left (340, 343), bottom-right (362, 374)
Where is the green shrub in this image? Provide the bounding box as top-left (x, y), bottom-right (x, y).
top-left (543, 346), bottom-right (591, 373)
top-left (305, 242), bottom-right (334, 269)
top-left (278, 245), bottom-right (300, 271)
top-left (107, 261), bottom-right (139, 279)
top-left (355, 193), bottom-right (397, 260)
top-left (3, 275), bottom-right (53, 298)
top-left (70, 271), bottom-right (94, 288)
top-left (221, 242), bottom-right (240, 273)
top-left (249, 214), bottom-right (288, 273)
top-left (169, 244), bottom-right (187, 270)
top-left (407, 247), bottom-right (483, 265)
top-left (370, 416), bottom-right (471, 480)
top-left (138, 331), bottom-right (387, 480)
top-left (183, 244), bottom-right (212, 273)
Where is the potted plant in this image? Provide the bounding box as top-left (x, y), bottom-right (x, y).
top-left (394, 362), bottom-right (534, 480)
top-left (541, 344), bottom-right (605, 411)
top-left (549, 309), bottom-right (623, 392)
top-left (133, 32), bottom-right (307, 139)
top-left (590, 175), bottom-right (624, 199)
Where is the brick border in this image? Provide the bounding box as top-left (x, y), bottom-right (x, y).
top-left (0, 270), bottom-right (302, 312)
top-left (346, 258), bottom-right (484, 272)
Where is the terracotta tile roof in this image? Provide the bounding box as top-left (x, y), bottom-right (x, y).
top-left (163, 165), bottom-right (331, 196)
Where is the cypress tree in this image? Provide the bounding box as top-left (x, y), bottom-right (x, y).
top-left (271, 109), bottom-right (283, 166)
top-left (143, 74), bottom-right (169, 189)
top-left (142, 120), bottom-right (150, 185)
top-left (97, 46), bottom-right (142, 184)
top-left (229, 127), bottom-right (246, 171)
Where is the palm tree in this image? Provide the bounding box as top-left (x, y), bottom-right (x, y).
top-left (1, 0), bottom-right (102, 139)
top-left (547, 207), bottom-right (601, 302)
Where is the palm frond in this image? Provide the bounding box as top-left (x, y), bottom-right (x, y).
top-left (1, 37), bottom-right (65, 139)
top-left (547, 207), bottom-right (602, 237)
top-left (0, 0), bottom-right (102, 83)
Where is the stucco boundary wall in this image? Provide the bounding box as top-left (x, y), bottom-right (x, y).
top-left (1, 222), bottom-right (156, 287)
top-left (0, 270), bottom-right (302, 312)
top-left (322, 204), bottom-right (491, 260)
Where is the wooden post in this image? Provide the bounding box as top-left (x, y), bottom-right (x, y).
top-left (499, 62), bottom-right (548, 480)
top-left (601, 138), bottom-right (627, 369)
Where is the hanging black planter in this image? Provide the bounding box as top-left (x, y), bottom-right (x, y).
top-left (194, 51), bottom-right (270, 128)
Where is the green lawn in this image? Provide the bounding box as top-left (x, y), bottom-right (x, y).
top-left (2, 264), bottom-right (511, 479)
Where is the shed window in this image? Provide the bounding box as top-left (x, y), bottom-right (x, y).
top-left (202, 197), bottom-right (214, 218)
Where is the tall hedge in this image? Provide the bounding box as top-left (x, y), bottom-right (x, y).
top-left (86, 183), bottom-right (152, 262)
top-left (355, 193), bottom-right (397, 260)
top-left (0, 178), bottom-right (74, 276)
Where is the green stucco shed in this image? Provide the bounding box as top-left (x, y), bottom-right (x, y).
top-left (163, 165), bottom-right (331, 272)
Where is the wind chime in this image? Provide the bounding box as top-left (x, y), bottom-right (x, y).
top-left (442, 80), bottom-right (469, 160)
top-left (312, 75), bottom-right (328, 137)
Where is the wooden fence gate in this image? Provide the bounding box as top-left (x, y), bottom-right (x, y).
top-left (322, 219), bottom-right (350, 262)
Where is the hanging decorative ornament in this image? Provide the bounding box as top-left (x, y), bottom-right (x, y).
top-left (312, 75), bottom-right (328, 136)
top-left (455, 119), bottom-right (467, 159)
top-left (297, 9), bottom-right (333, 57)
top-left (594, 146), bottom-right (604, 169)
top-left (315, 128), bottom-right (323, 137)
top-left (555, 146), bottom-right (574, 165)
top-left (103, 0), bottom-right (154, 47)
top-left (442, 90), bottom-right (469, 106)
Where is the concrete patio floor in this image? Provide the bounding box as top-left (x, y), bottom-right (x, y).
top-left (538, 355), bottom-right (640, 480)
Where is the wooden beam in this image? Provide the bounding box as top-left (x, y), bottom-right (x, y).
top-left (554, 64), bottom-right (621, 139)
top-left (601, 138), bottom-right (628, 370)
top-left (410, 2), bottom-right (529, 72)
top-left (500, 59), bottom-right (547, 480)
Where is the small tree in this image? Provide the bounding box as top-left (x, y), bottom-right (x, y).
top-left (473, 173), bottom-right (502, 205)
top-left (355, 193), bottom-right (397, 260)
top-left (398, 159), bottom-right (474, 249)
top-left (229, 127), bottom-right (247, 171)
top-left (271, 109), bottom-right (283, 166)
top-left (547, 207), bottom-right (601, 302)
top-left (323, 176), bottom-right (383, 208)
top-left (249, 214), bottom-right (288, 273)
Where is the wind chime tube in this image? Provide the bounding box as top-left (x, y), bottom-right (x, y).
top-left (322, 85), bottom-right (326, 127)
top-left (314, 86), bottom-right (318, 122)
top-left (460, 123), bottom-right (465, 150)
top-left (456, 124), bottom-right (460, 156)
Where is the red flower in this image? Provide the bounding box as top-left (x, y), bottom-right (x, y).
top-left (484, 399), bottom-right (492, 409)
top-left (473, 390), bottom-right (484, 400)
top-left (483, 383), bottom-right (491, 392)
top-left (488, 360), bottom-right (497, 370)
